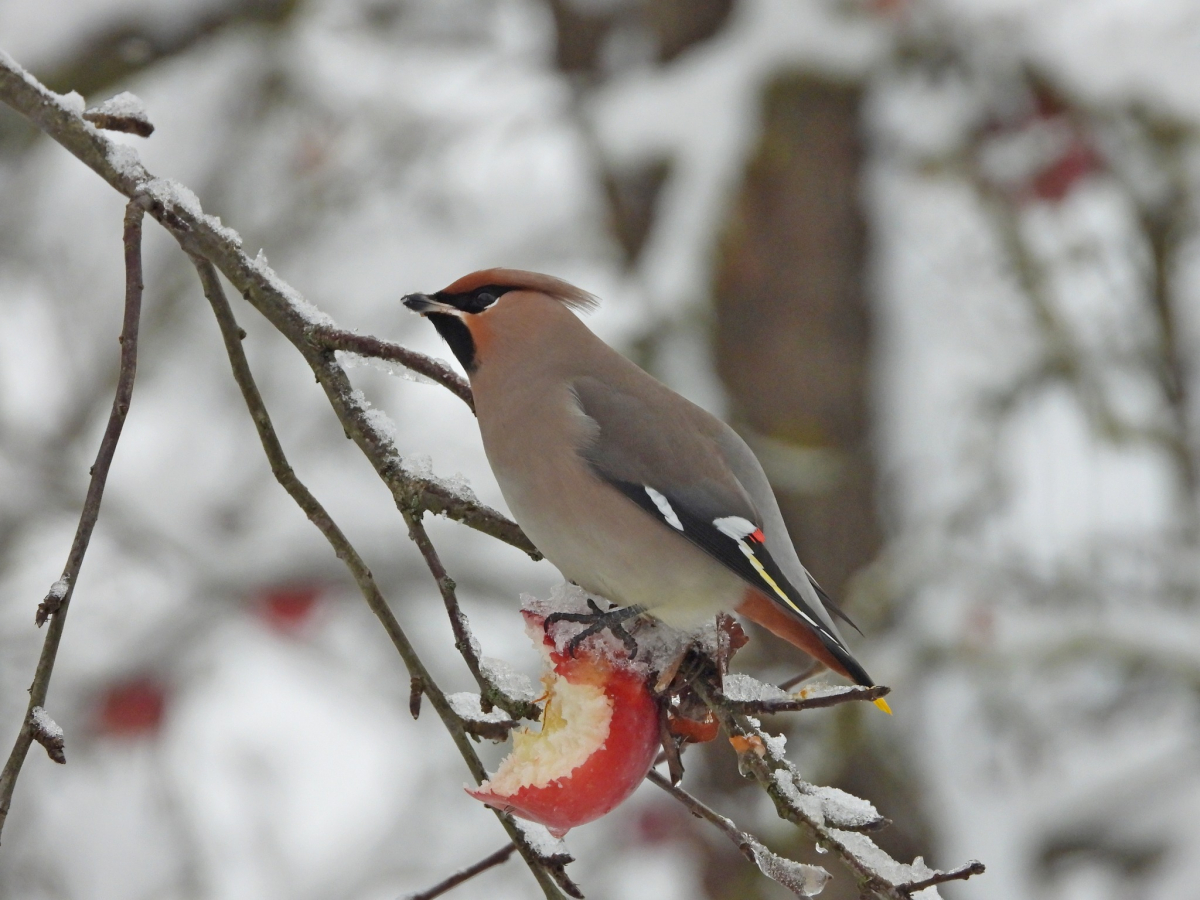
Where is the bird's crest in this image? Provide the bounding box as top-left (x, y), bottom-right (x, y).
top-left (440, 268), bottom-right (598, 313)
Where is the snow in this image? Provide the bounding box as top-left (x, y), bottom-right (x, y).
top-left (722, 672), bottom-right (793, 703)
top-left (47, 578), bottom-right (68, 600)
top-left (771, 766), bottom-right (883, 832)
top-left (826, 829), bottom-right (939, 893)
top-left (446, 692), bottom-right (514, 725)
top-left (58, 90), bottom-right (85, 114)
top-left (201, 213), bottom-right (244, 250)
top-left (480, 657), bottom-right (537, 704)
top-left (522, 582), bottom-right (689, 677)
top-left (247, 249), bottom-right (334, 328)
top-left (336, 350), bottom-right (438, 385)
top-left (771, 768), bottom-right (826, 824)
top-left (86, 91), bottom-right (149, 124)
top-left (804, 786), bottom-right (882, 832)
top-left (135, 176), bottom-right (202, 218)
top-left (746, 837), bottom-right (830, 897)
top-left (343, 393), bottom-right (480, 503)
top-left (30, 705), bottom-right (63, 740)
top-left (510, 816), bottom-right (570, 862)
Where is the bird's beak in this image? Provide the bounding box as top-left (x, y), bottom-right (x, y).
top-left (402, 293), bottom-right (458, 315)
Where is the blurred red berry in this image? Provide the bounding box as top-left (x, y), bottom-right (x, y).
top-left (1030, 138), bottom-right (1099, 202)
top-left (864, 0), bottom-right (910, 15)
top-left (637, 806), bottom-right (689, 845)
top-left (258, 584), bottom-right (321, 633)
top-left (97, 678), bottom-right (166, 738)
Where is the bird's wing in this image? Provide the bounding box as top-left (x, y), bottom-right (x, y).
top-left (570, 376), bottom-right (861, 674)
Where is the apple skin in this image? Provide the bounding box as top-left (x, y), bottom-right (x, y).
top-left (467, 615), bottom-right (660, 837)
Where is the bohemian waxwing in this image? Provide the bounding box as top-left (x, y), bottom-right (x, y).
top-left (403, 268), bottom-right (887, 708)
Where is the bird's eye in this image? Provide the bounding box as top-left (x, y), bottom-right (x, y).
top-left (476, 291), bottom-right (497, 307)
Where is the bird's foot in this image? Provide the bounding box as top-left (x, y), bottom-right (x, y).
top-left (543, 599), bottom-right (646, 660)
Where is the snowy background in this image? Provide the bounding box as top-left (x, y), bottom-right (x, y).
top-left (1, 1), bottom-right (1199, 898)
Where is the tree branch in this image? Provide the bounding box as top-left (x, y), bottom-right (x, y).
top-left (403, 843), bottom-right (517, 900)
top-left (404, 512), bottom-right (543, 721)
top-left (190, 257), bottom-right (571, 899)
top-left (0, 202), bottom-right (145, 844)
top-left (693, 679), bottom-right (984, 899)
top-left (317, 328), bottom-right (475, 413)
top-left (647, 768), bottom-right (830, 897)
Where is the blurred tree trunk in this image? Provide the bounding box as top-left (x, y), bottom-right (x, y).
top-left (714, 73), bottom-right (877, 597)
top-left (709, 71), bottom-right (934, 897)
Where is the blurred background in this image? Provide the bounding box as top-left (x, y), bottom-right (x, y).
top-left (1, 1), bottom-right (1199, 898)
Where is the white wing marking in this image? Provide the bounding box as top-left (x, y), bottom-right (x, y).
top-left (644, 486), bottom-right (684, 531)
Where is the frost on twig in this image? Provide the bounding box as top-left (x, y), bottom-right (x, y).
top-left (720, 672), bottom-right (892, 714)
top-left (447, 692), bottom-right (520, 741)
top-left (698, 682), bottom-right (984, 899)
top-left (508, 817), bottom-right (582, 899)
top-left (83, 91), bottom-right (154, 137)
top-left (35, 578), bottom-right (70, 626)
top-left (647, 768), bottom-right (829, 897)
top-left (29, 707), bottom-right (65, 765)
top-left (747, 836), bottom-right (831, 898)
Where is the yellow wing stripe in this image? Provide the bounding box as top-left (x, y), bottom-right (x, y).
top-left (735, 539), bottom-right (819, 629)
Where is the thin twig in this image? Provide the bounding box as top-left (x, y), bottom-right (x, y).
top-left (899, 861), bottom-right (987, 896)
top-left (0, 202), bottom-right (145, 843)
top-left (403, 843), bottom-right (517, 900)
top-left (317, 328), bottom-right (475, 413)
top-left (404, 512), bottom-right (542, 721)
top-left (723, 684), bottom-right (891, 715)
top-left (777, 660), bottom-right (823, 692)
top-left (190, 257), bottom-right (569, 900)
top-left (648, 768), bottom-right (830, 898)
top-left (646, 768), bottom-right (761, 862)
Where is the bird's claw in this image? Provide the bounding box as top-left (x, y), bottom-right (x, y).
top-left (543, 599), bottom-right (644, 660)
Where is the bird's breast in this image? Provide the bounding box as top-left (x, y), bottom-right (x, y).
top-left (473, 382), bottom-right (743, 626)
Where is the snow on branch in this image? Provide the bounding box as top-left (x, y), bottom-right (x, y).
top-left (83, 91), bottom-right (154, 137)
top-left (647, 769), bottom-right (829, 897)
top-left (693, 677), bottom-right (984, 899)
top-left (28, 707), bottom-right (65, 765)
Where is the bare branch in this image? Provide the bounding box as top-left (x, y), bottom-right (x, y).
top-left (0, 202), bottom-right (145, 843)
top-left (317, 328), bottom-right (475, 413)
top-left (403, 844), bottom-right (518, 900)
top-left (898, 861), bottom-right (987, 896)
top-left (190, 257), bottom-right (571, 899)
top-left (720, 683), bottom-right (891, 715)
top-left (405, 512), bottom-right (543, 721)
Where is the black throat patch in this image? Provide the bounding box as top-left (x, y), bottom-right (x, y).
top-left (428, 313), bottom-right (477, 373)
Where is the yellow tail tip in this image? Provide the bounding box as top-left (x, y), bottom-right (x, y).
top-left (873, 697), bottom-right (893, 715)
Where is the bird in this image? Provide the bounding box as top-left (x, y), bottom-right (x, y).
top-left (402, 268), bottom-right (889, 711)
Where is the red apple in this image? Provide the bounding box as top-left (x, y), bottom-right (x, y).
top-left (467, 612), bottom-right (660, 837)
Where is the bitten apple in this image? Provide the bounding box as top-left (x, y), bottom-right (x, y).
top-left (467, 611), bottom-right (660, 837)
